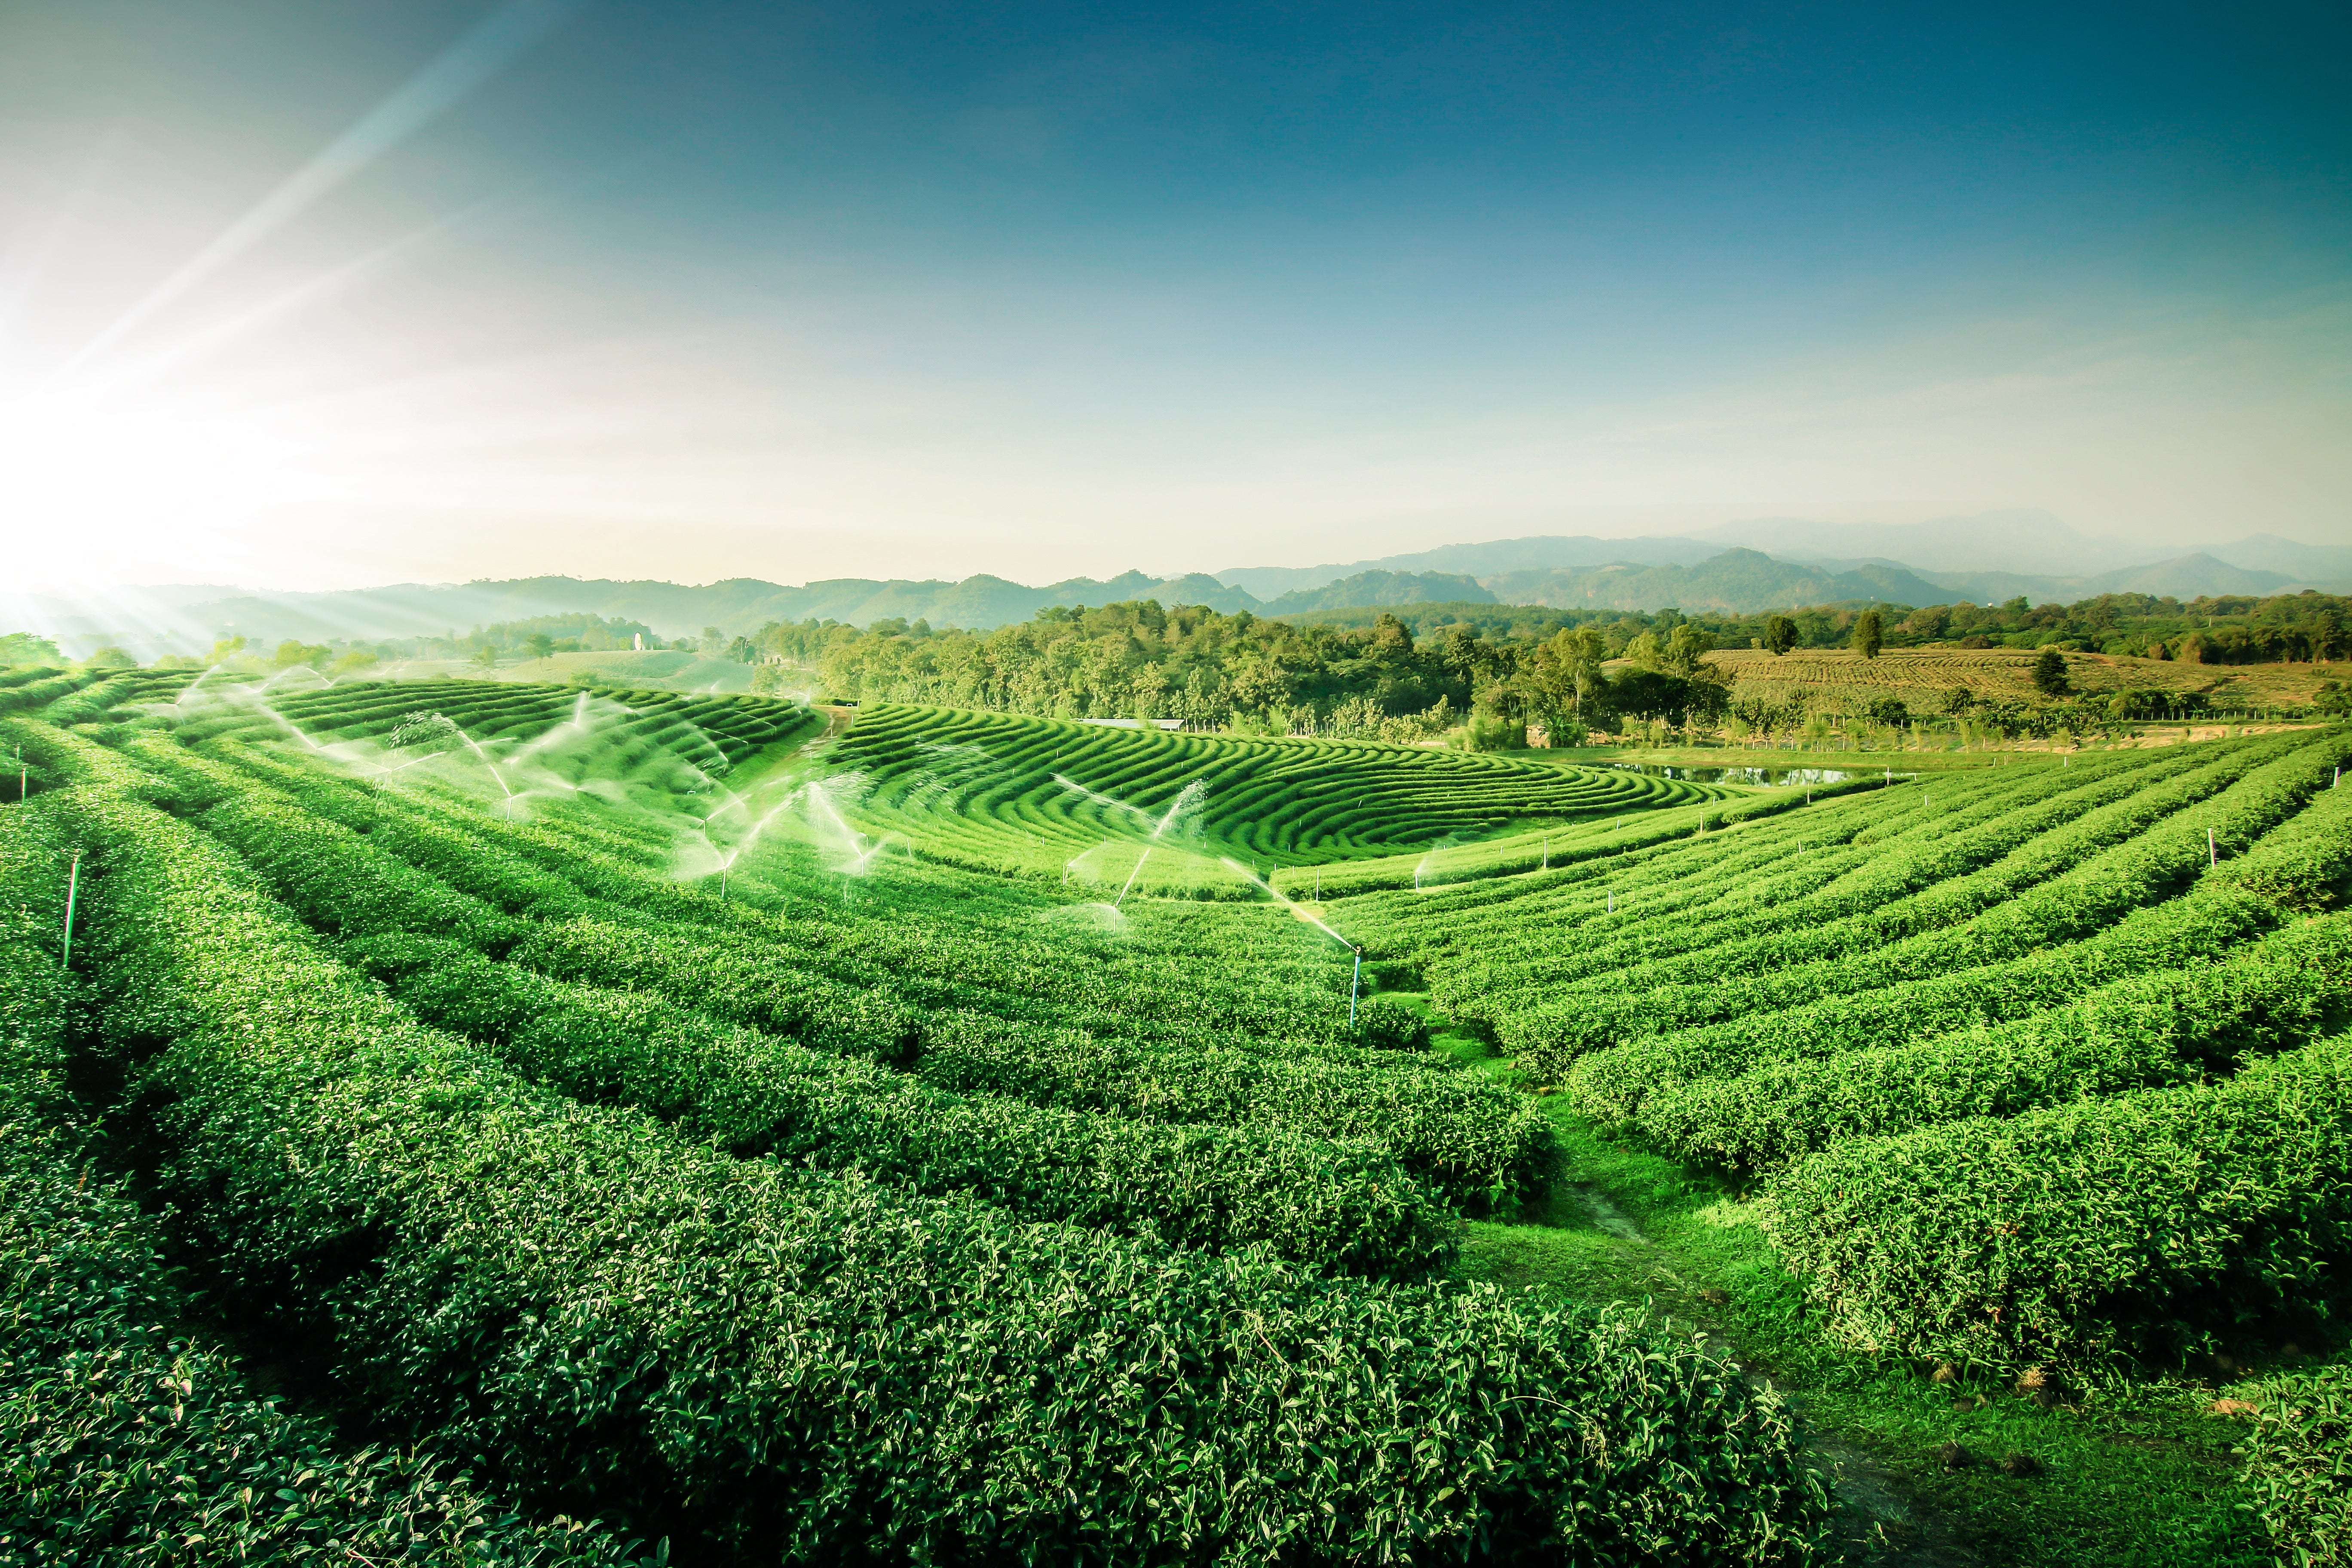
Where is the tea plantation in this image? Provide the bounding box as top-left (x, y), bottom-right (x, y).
top-left (4, 662), bottom-right (2348, 1565)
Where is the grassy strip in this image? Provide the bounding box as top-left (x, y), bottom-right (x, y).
top-left (1511, 1115), bottom-right (2272, 1568)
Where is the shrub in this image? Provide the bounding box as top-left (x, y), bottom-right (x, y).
top-left (2235, 1360), bottom-right (2352, 1567)
top-left (348, 933), bottom-right (1459, 1279)
top-left (1353, 994), bottom-right (1432, 1051)
top-left (0, 803), bottom-right (640, 1568)
top-left (1762, 1029), bottom-right (2352, 1372)
top-left (59, 788), bottom-right (1828, 1565)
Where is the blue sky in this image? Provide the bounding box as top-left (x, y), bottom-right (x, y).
top-left (1, 0), bottom-right (2345, 589)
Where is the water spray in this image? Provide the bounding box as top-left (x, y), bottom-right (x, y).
top-left (1113, 845), bottom-right (1152, 908)
top-left (1219, 857), bottom-right (1353, 950)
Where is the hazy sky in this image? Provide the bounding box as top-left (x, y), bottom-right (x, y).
top-left (2, 0), bottom-right (2346, 591)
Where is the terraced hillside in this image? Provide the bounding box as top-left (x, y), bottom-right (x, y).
top-left (825, 701), bottom-right (1734, 893)
top-left (15, 665), bottom-right (2350, 1564)
top-left (173, 671), bottom-right (804, 760)
top-left (0, 669), bottom-right (1824, 1565)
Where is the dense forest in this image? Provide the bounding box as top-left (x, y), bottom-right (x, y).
top-left (754, 590), bottom-right (2352, 742)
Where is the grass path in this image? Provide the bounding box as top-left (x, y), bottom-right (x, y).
top-left (1394, 992), bottom-right (2267, 1568)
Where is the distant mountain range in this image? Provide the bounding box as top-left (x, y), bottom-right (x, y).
top-left (9, 511), bottom-right (2344, 656)
top-left (1216, 513), bottom-right (2352, 601)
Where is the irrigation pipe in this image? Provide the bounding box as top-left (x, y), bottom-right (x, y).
top-left (61, 853), bottom-right (80, 965)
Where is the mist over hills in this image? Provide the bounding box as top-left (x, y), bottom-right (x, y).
top-left (12, 512), bottom-right (2345, 657)
top-left (1216, 512), bottom-right (2352, 599)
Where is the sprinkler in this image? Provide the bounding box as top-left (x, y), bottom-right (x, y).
top-left (1349, 949), bottom-right (1362, 1028)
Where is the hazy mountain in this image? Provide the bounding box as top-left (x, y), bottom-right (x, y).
top-left (2203, 534), bottom-right (2352, 582)
top-left (1260, 571), bottom-right (1494, 615)
top-left (1480, 549), bottom-right (1947, 616)
top-left (1129, 574), bottom-right (1264, 614)
top-left (1688, 510), bottom-right (2179, 577)
top-left (1216, 535), bottom-right (1719, 599)
top-left (11, 571), bottom-right (1273, 655)
top-left (1896, 554), bottom-right (2315, 606)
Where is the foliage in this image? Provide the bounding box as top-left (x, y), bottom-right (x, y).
top-left (818, 701), bottom-right (1728, 891)
top-left (2034, 646), bottom-right (2071, 695)
top-left (1336, 723), bottom-right (2352, 1372)
top-left (0, 804), bottom-right (643, 1568)
top-left (1762, 1028), bottom-right (2352, 1370)
top-left (47, 784), bottom-right (1828, 1565)
top-left (346, 933), bottom-right (1459, 1278)
top-left (0, 631), bottom-right (65, 666)
top-left (2233, 1360), bottom-right (2352, 1567)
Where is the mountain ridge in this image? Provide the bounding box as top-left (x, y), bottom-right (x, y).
top-left (12, 525), bottom-right (2345, 657)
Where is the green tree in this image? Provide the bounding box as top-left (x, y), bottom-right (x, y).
top-left (525, 632), bottom-right (555, 660)
top-left (471, 643), bottom-right (499, 671)
top-left (1663, 622), bottom-right (1715, 677)
top-left (273, 640), bottom-right (332, 671)
top-left (2033, 646), bottom-right (2070, 695)
top-left (0, 631), bottom-right (63, 665)
top-left (1849, 610), bottom-right (1884, 660)
top-left (1764, 615), bottom-right (1798, 656)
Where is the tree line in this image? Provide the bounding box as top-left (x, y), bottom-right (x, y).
top-left (754, 588), bottom-right (2352, 744)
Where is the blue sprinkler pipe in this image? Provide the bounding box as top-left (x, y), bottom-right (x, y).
top-left (61, 852), bottom-right (80, 966)
top-left (1350, 949), bottom-right (1361, 1029)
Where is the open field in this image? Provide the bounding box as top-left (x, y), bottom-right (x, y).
top-left (1701, 646), bottom-right (2352, 712)
top-left (5, 666), bottom-right (2349, 1565)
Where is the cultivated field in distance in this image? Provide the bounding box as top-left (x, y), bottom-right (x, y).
top-left (1703, 645), bottom-right (2352, 714)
